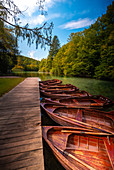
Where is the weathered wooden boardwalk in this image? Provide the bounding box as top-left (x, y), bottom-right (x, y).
top-left (0, 77), bottom-right (44, 169)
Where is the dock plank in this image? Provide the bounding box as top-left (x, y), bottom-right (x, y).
top-left (0, 150), bottom-right (44, 170)
top-left (0, 77), bottom-right (44, 170)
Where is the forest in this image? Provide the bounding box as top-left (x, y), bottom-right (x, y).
top-left (39, 2), bottom-right (114, 80)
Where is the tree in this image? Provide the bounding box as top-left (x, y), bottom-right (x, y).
top-left (0, 0), bottom-right (53, 49)
top-left (0, 19), bottom-right (18, 73)
top-left (49, 35), bottom-right (60, 57)
top-left (94, 2), bottom-right (114, 80)
top-left (39, 58), bottom-right (47, 72)
top-left (51, 44), bottom-right (66, 75)
top-left (46, 35), bottom-right (60, 71)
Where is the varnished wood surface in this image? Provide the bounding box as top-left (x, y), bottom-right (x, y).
top-left (39, 79), bottom-right (62, 87)
top-left (40, 89), bottom-right (90, 99)
top-left (40, 84), bottom-right (79, 92)
top-left (41, 103), bottom-right (114, 134)
top-left (0, 77), bottom-right (44, 170)
top-left (42, 126), bottom-right (114, 170)
top-left (43, 96), bottom-right (113, 108)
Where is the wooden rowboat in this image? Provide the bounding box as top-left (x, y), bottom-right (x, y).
top-left (40, 84), bottom-right (79, 91)
top-left (40, 90), bottom-right (91, 99)
top-left (39, 79), bottom-right (62, 86)
top-left (42, 126), bottom-right (114, 170)
top-left (40, 86), bottom-right (79, 93)
top-left (40, 79), bottom-right (61, 84)
top-left (41, 103), bottom-right (114, 133)
top-left (43, 95), bottom-right (114, 108)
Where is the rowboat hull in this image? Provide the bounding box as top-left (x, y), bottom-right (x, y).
top-left (40, 84), bottom-right (78, 89)
top-left (43, 96), bottom-right (113, 108)
top-left (39, 79), bottom-right (62, 87)
top-left (40, 87), bottom-right (78, 94)
top-left (40, 90), bottom-right (91, 99)
top-left (42, 126), bottom-right (114, 170)
top-left (40, 85), bottom-right (79, 92)
top-left (41, 103), bottom-right (114, 133)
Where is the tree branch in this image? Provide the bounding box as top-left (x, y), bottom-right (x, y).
top-left (0, 17), bottom-right (49, 31)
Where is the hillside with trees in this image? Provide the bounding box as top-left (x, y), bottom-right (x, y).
top-left (39, 2), bottom-right (114, 80)
top-left (12, 55), bottom-right (40, 72)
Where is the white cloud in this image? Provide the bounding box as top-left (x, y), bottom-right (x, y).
top-left (59, 18), bottom-right (96, 30)
top-left (11, 0), bottom-right (63, 27)
top-left (28, 50), bottom-right (36, 59)
top-left (21, 15), bottom-right (46, 27)
top-left (13, 0), bottom-right (66, 16)
top-left (27, 50), bottom-right (48, 60)
top-left (20, 13), bottom-right (61, 27)
top-left (13, 0), bottom-right (38, 17)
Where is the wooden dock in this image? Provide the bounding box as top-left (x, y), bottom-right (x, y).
top-left (0, 77), bottom-right (44, 169)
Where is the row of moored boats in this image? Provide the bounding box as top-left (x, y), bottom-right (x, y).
top-left (40, 79), bottom-right (114, 170)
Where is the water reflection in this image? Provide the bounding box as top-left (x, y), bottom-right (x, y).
top-left (12, 71), bottom-right (48, 77)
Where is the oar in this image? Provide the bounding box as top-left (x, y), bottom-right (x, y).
top-left (61, 130), bottom-right (113, 135)
top-left (54, 144), bottom-right (96, 170)
top-left (58, 114), bottom-right (114, 134)
top-left (52, 105), bottom-right (92, 108)
top-left (58, 114), bottom-right (94, 128)
top-left (103, 137), bottom-right (114, 169)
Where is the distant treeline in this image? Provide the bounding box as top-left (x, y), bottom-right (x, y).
top-left (39, 2), bottom-right (114, 80)
top-left (12, 55), bottom-right (40, 72)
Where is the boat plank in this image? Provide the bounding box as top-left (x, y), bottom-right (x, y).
top-left (0, 131), bottom-right (40, 145)
top-left (0, 137), bottom-right (42, 150)
top-left (0, 150), bottom-right (43, 166)
top-left (0, 142), bottom-right (43, 157)
top-left (0, 125), bottom-right (41, 138)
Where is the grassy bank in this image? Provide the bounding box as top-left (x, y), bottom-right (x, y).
top-left (0, 78), bottom-right (25, 97)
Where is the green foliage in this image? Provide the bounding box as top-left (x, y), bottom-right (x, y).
top-left (12, 65), bottom-right (24, 72)
top-left (46, 35), bottom-right (60, 72)
top-left (39, 2), bottom-right (114, 80)
top-left (0, 19), bottom-right (18, 73)
top-left (39, 58), bottom-right (47, 72)
top-left (49, 35), bottom-right (60, 57)
top-left (39, 35), bottom-right (60, 73)
top-left (12, 55), bottom-right (40, 72)
top-left (51, 44), bottom-right (66, 75)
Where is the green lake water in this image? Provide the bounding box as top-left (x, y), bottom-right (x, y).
top-left (12, 71), bottom-right (114, 170)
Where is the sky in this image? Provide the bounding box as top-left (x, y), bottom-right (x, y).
top-left (12, 0), bottom-right (113, 61)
